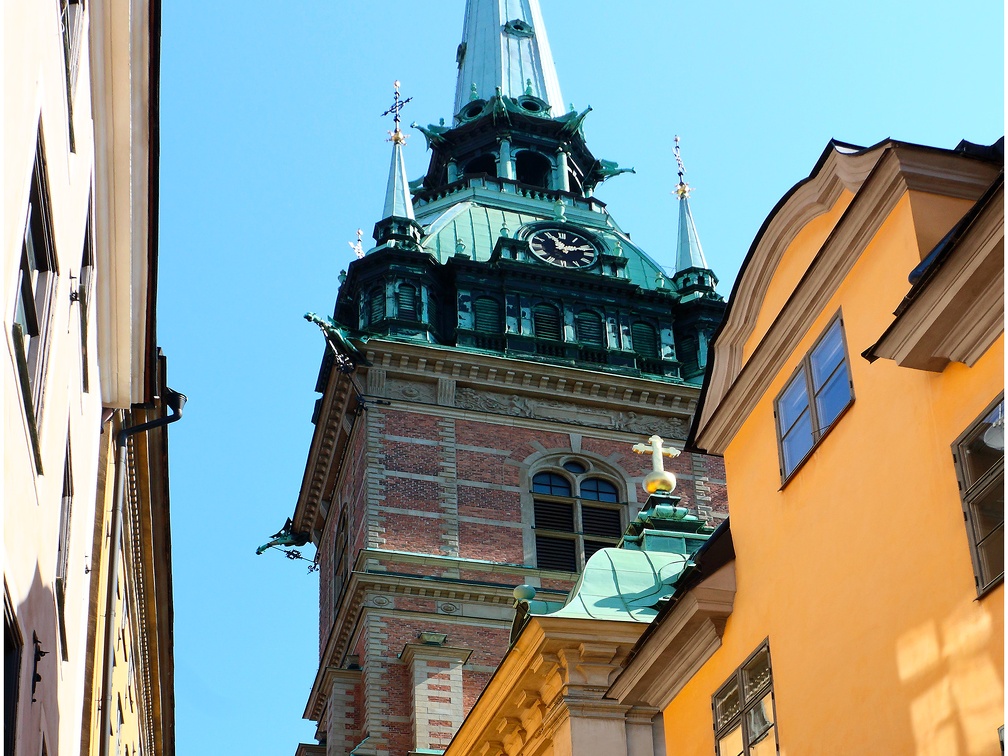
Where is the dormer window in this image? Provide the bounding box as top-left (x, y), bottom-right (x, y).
top-left (516, 151), bottom-right (551, 189)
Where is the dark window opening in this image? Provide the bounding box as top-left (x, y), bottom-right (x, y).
top-left (473, 297), bottom-right (502, 334)
top-left (463, 154), bottom-right (496, 178)
top-left (532, 467), bottom-right (623, 571)
top-left (56, 437), bottom-right (73, 660)
top-left (516, 151), bottom-right (551, 189)
top-left (368, 286), bottom-right (384, 325)
top-left (533, 303), bottom-right (562, 341)
top-left (575, 311), bottom-right (604, 347)
top-left (632, 322), bottom-right (659, 359)
top-left (568, 170), bottom-right (584, 195)
top-left (14, 132), bottom-right (58, 437)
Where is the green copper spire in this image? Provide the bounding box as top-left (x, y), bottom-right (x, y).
top-left (673, 136), bottom-right (710, 273)
top-left (453, 0), bottom-right (564, 117)
top-left (382, 136), bottom-right (415, 221)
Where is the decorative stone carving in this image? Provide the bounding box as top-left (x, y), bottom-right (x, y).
top-left (455, 387), bottom-right (688, 438)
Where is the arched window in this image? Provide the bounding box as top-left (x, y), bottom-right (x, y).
top-left (473, 297), bottom-right (502, 334)
top-left (427, 294), bottom-right (439, 329)
top-left (632, 321), bottom-right (659, 359)
top-left (575, 311), bottom-right (604, 347)
top-left (396, 284), bottom-right (417, 321)
top-left (531, 465), bottom-right (625, 572)
top-left (368, 286), bottom-right (384, 325)
top-left (463, 154), bottom-right (497, 178)
top-left (533, 303), bottom-right (562, 341)
top-left (516, 151), bottom-right (552, 188)
top-left (332, 511), bottom-right (348, 619)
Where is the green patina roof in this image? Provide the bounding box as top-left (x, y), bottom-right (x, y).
top-left (541, 548), bottom-right (690, 622)
top-left (412, 185), bottom-right (669, 290)
top-left (525, 497), bottom-right (714, 623)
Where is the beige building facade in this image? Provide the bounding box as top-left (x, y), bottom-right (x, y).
top-left (3, 1), bottom-right (177, 755)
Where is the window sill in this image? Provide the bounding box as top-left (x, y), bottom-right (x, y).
top-left (976, 573), bottom-right (1004, 601)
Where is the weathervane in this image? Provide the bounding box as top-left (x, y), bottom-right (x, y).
top-left (632, 434), bottom-right (680, 494)
top-left (381, 80), bottom-right (412, 145)
top-left (348, 228), bottom-right (364, 259)
top-left (674, 135), bottom-right (691, 199)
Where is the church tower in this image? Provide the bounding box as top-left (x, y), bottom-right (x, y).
top-left (283, 3), bottom-right (727, 754)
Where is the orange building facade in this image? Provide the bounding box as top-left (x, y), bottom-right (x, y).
top-left (641, 138), bottom-right (1005, 754)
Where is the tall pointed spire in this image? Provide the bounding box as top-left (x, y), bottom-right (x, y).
top-left (453, 0), bottom-right (564, 117)
top-left (383, 135), bottom-right (415, 221)
top-left (673, 136), bottom-right (710, 273)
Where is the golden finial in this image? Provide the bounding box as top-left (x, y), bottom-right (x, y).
top-left (381, 80), bottom-right (412, 144)
top-left (632, 434), bottom-right (680, 494)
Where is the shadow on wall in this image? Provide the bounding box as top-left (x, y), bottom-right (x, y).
top-left (895, 600), bottom-right (1003, 754)
top-left (11, 565), bottom-right (60, 756)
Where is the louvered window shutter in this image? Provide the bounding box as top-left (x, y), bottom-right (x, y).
top-left (575, 311), bottom-right (604, 346)
top-left (534, 304), bottom-right (562, 341)
top-left (369, 287), bottom-right (384, 324)
top-left (473, 297), bottom-right (501, 333)
top-left (397, 284), bottom-right (417, 320)
top-left (632, 322), bottom-right (659, 358)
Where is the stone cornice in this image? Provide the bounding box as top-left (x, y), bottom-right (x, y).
top-left (608, 562), bottom-right (736, 708)
top-left (694, 143), bottom-right (1002, 454)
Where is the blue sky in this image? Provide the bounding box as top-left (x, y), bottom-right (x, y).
top-left (156, 2), bottom-right (1003, 752)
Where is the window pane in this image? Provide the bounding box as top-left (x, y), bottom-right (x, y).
top-left (742, 647), bottom-right (773, 701)
top-left (777, 373), bottom-right (810, 434)
top-left (970, 476), bottom-right (1004, 542)
top-left (814, 364), bottom-right (852, 431)
top-left (810, 320), bottom-right (845, 391)
top-left (533, 499), bottom-right (574, 532)
top-left (976, 524), bottom-right (1004, 588)
top-left (532, 472), bottom-right (571, 496)
top-left (745, 691), bottom-right (775, 739)
top-left (714, 678), bottom-right (741, 728)
top-left (750, 726), bottom-right (777, 756)
top-left (581, 478), bottom-right (618, 503)
top-left (535, 535), bottom-right (576, 571)
top-left (959, 401), bottom-right (1005, 486)
top-left (717, 725), bottom-right (743, 756)
top-left (582, 506), bottom-right (621, 537)
top-left (781, 409), bottom-right (814, 475)
top-left (563, 460), bottom-right (586, 474)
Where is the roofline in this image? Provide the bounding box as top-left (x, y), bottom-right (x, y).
top-left (685, 136), bottom-right (1004, 451)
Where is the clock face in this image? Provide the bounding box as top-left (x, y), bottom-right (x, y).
top-left (528, 228), bottom-right (598, 268)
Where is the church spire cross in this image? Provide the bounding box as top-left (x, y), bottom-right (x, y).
top-left (381, 80), bottom-right (413, 144)
top-left (674, 135), bottom-right (691, 199)
top-left (632, 434), bottom-right (680, 495)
